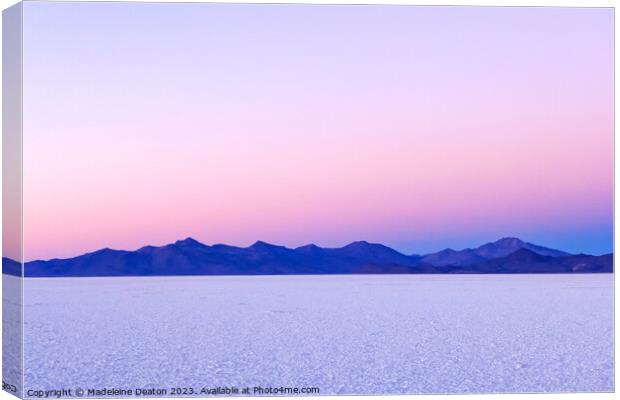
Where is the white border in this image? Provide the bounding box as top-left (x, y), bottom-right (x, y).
top-left (0, 1), bottom-right (616, 400)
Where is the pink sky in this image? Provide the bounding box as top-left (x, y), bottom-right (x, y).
top-left (20, 3), bottom-right (613, 260)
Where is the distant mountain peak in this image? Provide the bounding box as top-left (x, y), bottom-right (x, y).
top-left (421, 247), bottom-right (484, 267)
top-left (174, 237), bottom-right (205, 247)
top-left (249, 240), bottom-right (283, 249)
top-left (90, 247), bottom-right (119, 256)
top-left (341, 240), bottom-right (400, 253)
top-left (439, 248), bottom-right (457, 253)
top-left (295, 244), bottom-right (323, 252)
top-left (344, 240), bottom-right (374, 248)
top-left (421, 237), bottom-right (572, 267)
top-left (476, 237), bottom-right (569, 258)
top-left (494, 237), bottom-right (524, 245)
top-left (338, 241), bottom-right (411, 263)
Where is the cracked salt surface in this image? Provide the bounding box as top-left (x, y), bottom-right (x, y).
top-left (11, 274), bottom-right (614, 395)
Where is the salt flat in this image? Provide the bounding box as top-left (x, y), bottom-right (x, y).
top-left (14, 274), bottom-right (614, 395)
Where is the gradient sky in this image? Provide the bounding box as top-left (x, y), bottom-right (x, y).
top-left (21, 3), bottom-right (613, 260)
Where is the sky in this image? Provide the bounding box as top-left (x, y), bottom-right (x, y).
top-left (20, 2), bottom-right (613, 260)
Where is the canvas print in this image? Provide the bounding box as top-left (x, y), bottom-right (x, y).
top-left (2, 2), bottom-right (614, 398)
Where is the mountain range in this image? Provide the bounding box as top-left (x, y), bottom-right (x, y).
top-left (2, 237), bottom-right (612, 277)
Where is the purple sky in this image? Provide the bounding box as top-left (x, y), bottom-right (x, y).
top-left (21, 3), bottom-right (613, 260)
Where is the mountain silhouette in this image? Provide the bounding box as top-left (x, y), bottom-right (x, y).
top-left (474, 237), bottom-right (570, 258)
top-left (420, 237), bottom-right (570, 266)
top-left (4, 237), bottom-right (612, 277)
